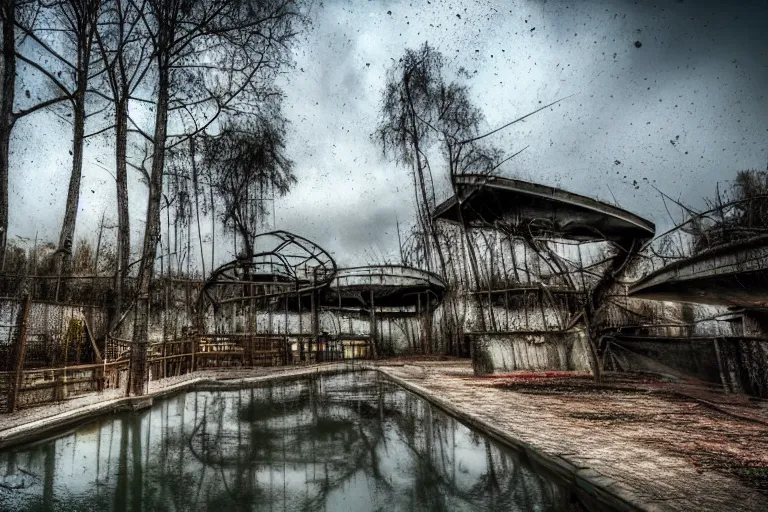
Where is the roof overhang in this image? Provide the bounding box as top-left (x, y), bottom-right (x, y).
top-left (433, 174), bottom-right (655, 242)
top-left (329, 265), bottom-right (447, 308)
top-left (628, 235), bottom-right (768, 308)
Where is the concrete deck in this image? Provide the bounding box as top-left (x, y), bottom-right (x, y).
top-left (433, 174), bottom-right (655, 241)
top-left (1, 360), bottom-right (767, 511)
top-left (330, 265), bottom-right (446, 308)
top-left (629, 235), bottom-right (768, 308)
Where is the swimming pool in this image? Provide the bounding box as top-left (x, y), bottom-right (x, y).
top-left (0, 371), bottom-right (588, 511)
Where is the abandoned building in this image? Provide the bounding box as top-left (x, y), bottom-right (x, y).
top-left (1, 0), bottom-right (766, 508)
top-left (431, 174), bottom-right (655, 375)
top-left (627, 231), bottom-right (768, 396)
top-left (3, 176), bottom-right (768, 410)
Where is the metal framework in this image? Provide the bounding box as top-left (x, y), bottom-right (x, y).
top-left (197, 230), bottom-right (337, 319)
top-left (432, 174), bottom-right (656, 375)
top-left (433, 174), bottom-right (656, 333)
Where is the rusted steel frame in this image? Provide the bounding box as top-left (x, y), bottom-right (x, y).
top-left (0, 359), bottom-right (130, 374)
top-left (332, 267), bottom-right (444, 287)
top-left (204, 278), bottom-right (293, 286)
top-left (211, 282), bottom-right (317, 305)
top-left (5, 362), bottom-right (133, 411)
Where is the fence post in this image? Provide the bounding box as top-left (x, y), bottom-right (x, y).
top-left (8, 295), bottom-right (31, 413)
top-left (191, 335), bottom-right (198, 373)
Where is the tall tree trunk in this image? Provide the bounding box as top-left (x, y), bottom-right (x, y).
top-left (130, 64), bottom-right (169, 396)
top-left (115, 96), bottom-right (130, 276)
top-left (209, 176), bottom-right (215, 270)
top-left (404, 73), bottom-right (447, 278)
top-left (56, 63), bottom-right (89, 279)
top-left (0, 4), bottom-right (16, 270)
top-left (190, 137), bottom-right (205, 277)
top-left (113, 94), bottom-right (130, 325)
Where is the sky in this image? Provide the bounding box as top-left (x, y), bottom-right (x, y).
top-left (8, 0), bottom-right (768, 270)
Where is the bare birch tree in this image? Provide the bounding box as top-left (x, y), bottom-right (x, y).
top-left (0, 0), bottom-right (73, 269)
top-left (12, 0), bottom-right (104, 281)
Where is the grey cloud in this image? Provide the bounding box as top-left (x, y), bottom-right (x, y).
top-left (7, 0), bottom-right (768, 270)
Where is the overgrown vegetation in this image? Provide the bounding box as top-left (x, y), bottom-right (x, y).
top-left (690, 170), bottom-right (768, 253)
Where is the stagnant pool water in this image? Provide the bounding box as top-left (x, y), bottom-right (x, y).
top-left (0, 371), bottom-right (587, 511)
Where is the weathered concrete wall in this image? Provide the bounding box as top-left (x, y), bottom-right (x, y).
top-left (456, 294), bottom-right (567, 333)
top-left (716, 338), bottom-right (768, 397)
top-left (611, 338), bottom-right (722, 383)
top-left (469, 329), bottom-right (593, 375)
top-left (205, 306), bottom-right (425, 356)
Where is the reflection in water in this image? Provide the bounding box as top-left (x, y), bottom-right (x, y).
top-left (0, 372), bottom-right (585, 511)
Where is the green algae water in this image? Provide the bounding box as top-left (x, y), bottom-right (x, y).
top-left (0, 372), bottom-right (586, 511)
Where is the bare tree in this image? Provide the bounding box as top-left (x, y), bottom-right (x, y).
top-left (14, 0), bottom-right (104, 280)
top-left (376, 43), bottom-right (512, 344)
top-left (376, 44), bottom-right (528, 272)
top-left (0, 0), bottom-right (17, 269)
top-left (94, 0), bottom-right (153, 319)
top-left (376, 43), bottom-right (446, 274)
top-left (128, 0), bottom-right (301, 395)
top-left (377, 43), bottom-right (570, 354)
top-left (0, 0), bottom-right (73, 269)
top-left (201, 113), bottom-right (295, 258)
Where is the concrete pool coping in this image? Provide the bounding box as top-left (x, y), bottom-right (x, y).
top-left (1, 361), bottom-right (765, 511)
top-left (377, 368), bottom-right (646, 512)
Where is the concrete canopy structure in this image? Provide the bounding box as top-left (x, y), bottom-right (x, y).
top-left (432, 174), bottom-right (657, 376)
top-left (433, 174), bottom-right (655, 242)
top-left (629, 235), bottom-right (768, 309)
top-left (329, 265), bottom-right (447, 309)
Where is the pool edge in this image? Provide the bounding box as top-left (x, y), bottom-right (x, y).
top-left (374, 367), bottom-right (657, 512)
top-left (0, 362), bottom-right (655, 512)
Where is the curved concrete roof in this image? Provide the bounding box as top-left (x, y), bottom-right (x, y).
top-left (628, 235), bottom-right (768, 308)
top-left (329, 265), bottom-right (446, 308)
top-left (433, 174), bottom-right (655, 242)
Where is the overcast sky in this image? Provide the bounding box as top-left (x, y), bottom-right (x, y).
top-left (8, 0), bottom-right (768, 270)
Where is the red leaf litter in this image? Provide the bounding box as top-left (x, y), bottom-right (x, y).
top-left (476, 371), bottom-right (585, 380)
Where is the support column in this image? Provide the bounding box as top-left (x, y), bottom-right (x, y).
top-left (283, 291), bottom-right (289, 365)
top-left (369, 289), bottom-right (377, 359)
top-left (310, 288), bottom-right (317, 363)
top-left (298, 290), bottom-right (303, 363)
